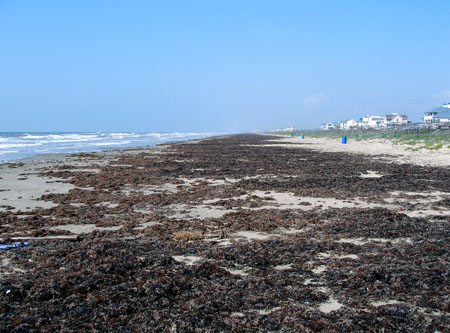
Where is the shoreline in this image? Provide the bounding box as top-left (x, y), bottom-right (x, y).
top-left (0, 135), bottom-right (219, 165)
top-left (4, 132), bottom-right (449, 168)
top-left (0, 135), bottom-right (231, 213)
top-left (1, 134), bottom-right (449, 331)
top-left (0, 131), bottom-right (221, 163)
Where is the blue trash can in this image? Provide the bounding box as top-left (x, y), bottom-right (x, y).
top-left (291, 132), bottom-right (294, 137)
top-left (301, 134), bottom-right (305, 139)
top-left (342, 136), bottom-right (347, 144)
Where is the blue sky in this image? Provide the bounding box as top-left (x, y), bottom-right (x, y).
top-left (1, 1), bottom-right (449, 132)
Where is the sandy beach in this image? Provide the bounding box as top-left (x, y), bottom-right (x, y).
top-left (264, 135), bottom-right (450, 168)
top-left (0, 134), bottom-right (449, 331)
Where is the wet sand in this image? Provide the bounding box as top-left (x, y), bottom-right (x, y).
top-left (0, 134), bottom-right (449, 331)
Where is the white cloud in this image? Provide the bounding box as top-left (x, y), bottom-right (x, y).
top-left (303, 93), bottom-right (329, 107)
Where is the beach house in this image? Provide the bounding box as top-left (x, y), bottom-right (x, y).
top-left (424, 103), bottom-right (450, 124)
top-left (359, 115), bottom-right (384, 128)
top-left (383, 114), bottom-right (395, 127)
top-left (338, 119), bottom-right (358, 130)
top-left (321, 122), bottom-right (337, 130)
top-left (390, 114), bottom-right (409, 125)
top-left (382, 113), bottom-right (408, 127)
top-left (434, 109), bottom-right (450, 124)
top-left (424, 110), bottom-right (439, 123)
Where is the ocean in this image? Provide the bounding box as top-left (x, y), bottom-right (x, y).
top-left (0, 132), bottom-right (217, 162)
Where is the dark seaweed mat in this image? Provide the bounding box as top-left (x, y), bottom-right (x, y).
top-left (0, 134), bottom-right (449, 332)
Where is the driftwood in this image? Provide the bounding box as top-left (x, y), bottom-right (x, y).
top-left (10, 235), bottom-right (79, 241)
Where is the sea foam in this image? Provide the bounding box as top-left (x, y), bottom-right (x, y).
top-left (0, 132), bottom-right (216, 162)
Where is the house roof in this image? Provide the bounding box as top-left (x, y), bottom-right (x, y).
top-left (430, 106), bottom-right (449, 112)
top-left (435, 110), bottom-right (450, 119)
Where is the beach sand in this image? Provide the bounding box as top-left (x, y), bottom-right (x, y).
top-left (0, 134), bottom-right (449, 331)
top-left (262, 135), bottom-right (450, 168)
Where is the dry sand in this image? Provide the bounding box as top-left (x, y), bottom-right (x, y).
top-left (261, 135), bottom-right (450, 168)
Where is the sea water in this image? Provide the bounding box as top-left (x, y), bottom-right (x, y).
top-left (0, 132), bottom-right (217, 162)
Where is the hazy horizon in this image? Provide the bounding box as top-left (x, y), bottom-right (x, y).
top-left (1, 1), bottom-right (449, 132)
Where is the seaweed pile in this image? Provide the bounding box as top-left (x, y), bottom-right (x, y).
top-left (0, 134), bottom-right (449, 331)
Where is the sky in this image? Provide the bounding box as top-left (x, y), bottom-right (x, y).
top-left (1, 1), bottom-right (449, 132)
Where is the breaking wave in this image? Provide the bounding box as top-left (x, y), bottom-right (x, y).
top-left (0, 132), bottom-right (217, 162)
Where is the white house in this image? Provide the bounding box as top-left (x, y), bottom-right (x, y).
top-left (424, 110), bottom-right (439, 123)
top-left (383, 113), bottom-right (396, 127)
top-left (321, 122), bottom-right (337, 130)
top-left (435, 109), bottom-right (450, 124)
top-left (390, 114), bottom-right (408, 125)
top-left (359, 115), bottom-right (384, 128)
top-left (271, 126), bottom-right (296, 132)
top-left (338, 119), bottom-right (358, 130)
top-left (424, 103), bottom-right (450, 124)
top-left (382, 113), bottom-right (408, 126)
top-left (358, 116), bottom-right (368, 128)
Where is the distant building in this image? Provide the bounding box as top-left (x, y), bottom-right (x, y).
top-left (321, 112), bottom-right (410, 130)
top-left (382, 113), bottom-right (408, 126)
top-left (359, 115), bottom-right (384, 128)
top-left (338, 119), bottom-right (358, 130)
top-left (424, 110), bottom-right (439, 123)
top-left (424, 103), bottom-right (450, 124)
top-left (383, 113), bottom-right (396, 126)
top-left (434, 109), bottom-right (450, 124)
top-left (321, 122), bottom-right (337, 130)
top-left (270, 126), bottom-right (297, 132)
top-left (390, 113), bottom-right (409, 125)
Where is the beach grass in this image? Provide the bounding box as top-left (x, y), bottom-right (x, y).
top-left (392, 135), bottom-right (448, 150)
